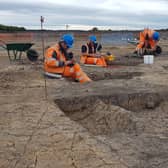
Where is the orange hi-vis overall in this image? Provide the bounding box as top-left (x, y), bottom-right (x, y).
top-left (80, 44), bottom-right (107, 67)
top-left (136, 29), bottom-right (156, 50)
top-left (44, 44), bottom-right (91, 83)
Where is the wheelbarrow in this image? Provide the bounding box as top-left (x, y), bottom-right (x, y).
top-left (0, 40), bottom-right (38, 61)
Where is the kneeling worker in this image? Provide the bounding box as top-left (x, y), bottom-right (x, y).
top-left (80, 35), bottom-right (107, 67)
top-left (135, 28), bottom-right (162, 56)
top-left (44, 34), bottom-right (91, 83)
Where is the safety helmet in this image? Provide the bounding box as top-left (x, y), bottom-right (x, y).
top-left (61, 34), bottom-right (74, 48)
top-left (89, 35), bottom-right (97, 43)
top-left (152, 32), bottom-right (160, 41)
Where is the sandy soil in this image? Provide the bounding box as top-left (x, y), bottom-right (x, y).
top-left (0, 32), bottom-right (168, 168)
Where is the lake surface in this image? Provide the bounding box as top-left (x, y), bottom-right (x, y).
top-left (100, 32), bottom-right (136, 45)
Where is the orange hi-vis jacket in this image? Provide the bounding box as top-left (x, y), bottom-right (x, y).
top-left (80, 43), bottom-right (107, 67)
top-left (44, 44), bottom-right (91, 83)
top-left (44, 44), bottom-right (66, 74)
top-left (136, 29), bottom-right (157, 50)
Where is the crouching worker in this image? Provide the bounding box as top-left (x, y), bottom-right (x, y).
top-left (80, 35), bottom-right (107, 67)
top-left (44, 34), bottom-right (91, 83)
top-left (135, 28), bottom-right (162, 56)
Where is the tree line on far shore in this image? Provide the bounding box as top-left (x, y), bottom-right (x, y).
top-left (0, 24), bottom-right (168, 32)
top-left (0, 24), bottom-right (26, 32)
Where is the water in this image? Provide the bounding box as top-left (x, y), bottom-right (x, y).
top-left (100, 32), bottom-right (135, 45)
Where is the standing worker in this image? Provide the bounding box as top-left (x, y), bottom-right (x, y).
top-left (135, 28), bottom-right (162, 56)
top-left (80, 35), bottom-right (107, 67)
top-left (44, 34), bottom-right (91, 83)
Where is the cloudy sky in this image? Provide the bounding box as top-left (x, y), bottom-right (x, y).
top-left (0, 0), bottom-right (168, 30)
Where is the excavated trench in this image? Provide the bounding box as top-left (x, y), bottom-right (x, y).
top-left (56, 99), bottom-right (137, 136)
top-left (55, 91), bottom-right (166, 136)
top-left (83, 56), bottom-right (144, 81)
top-left (107, 56), bottom-right (143, 66)
top-left (88, 71), bottom-right (143, 81)
top-left (54, 90), bottom-right (168, 168)
top-left (53, 60), bottom-right (168, 167)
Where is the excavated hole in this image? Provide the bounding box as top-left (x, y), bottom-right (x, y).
top-left (107, 56), bottom-right (143, 66)
top-left (55, 92), bottom-right (162, 136)
top-left (84, 57), bottom-right (143, 81)
top-left (89, 71), bottom-right (143, 81)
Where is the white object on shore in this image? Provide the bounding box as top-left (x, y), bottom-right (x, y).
top-left (143, 55), bottom-right (154, 64)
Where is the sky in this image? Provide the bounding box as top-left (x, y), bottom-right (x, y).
top-left (0, 0), bottom-right (168, 30)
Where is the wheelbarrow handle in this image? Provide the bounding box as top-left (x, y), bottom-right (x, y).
top-left (0, 40), bottom-right (7, 49)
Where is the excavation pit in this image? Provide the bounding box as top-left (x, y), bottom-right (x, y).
top-left (55, 91), bottom-right (163, 136)
top-left (89, 71), bottom-right (143, 81)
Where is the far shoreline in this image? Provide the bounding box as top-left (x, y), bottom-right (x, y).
top-left (0, 28), bottom-right (168, 33)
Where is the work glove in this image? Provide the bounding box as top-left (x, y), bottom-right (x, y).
top-left (66, 52), bottom-right (74, 60)
top-left (58, 61), bottom-right (65, 67)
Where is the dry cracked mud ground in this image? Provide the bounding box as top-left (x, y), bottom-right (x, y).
top-left (0, 32), bottom-right (168, 168)
top-left (0, 52), bottom-right (168, 167)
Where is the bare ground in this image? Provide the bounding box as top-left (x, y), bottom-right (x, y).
top-left (0, 33), bottom-right (168, 168)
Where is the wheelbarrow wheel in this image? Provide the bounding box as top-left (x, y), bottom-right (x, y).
top-left (27, 49), bottom-right (39, 62)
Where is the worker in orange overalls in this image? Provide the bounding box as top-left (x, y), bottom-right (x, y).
top-left (80, 35), bottom-right (107, 67)
top-left (135, 28), bottom-right (162, 56)
top-left (44, 34), bottom-right (91, 83)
